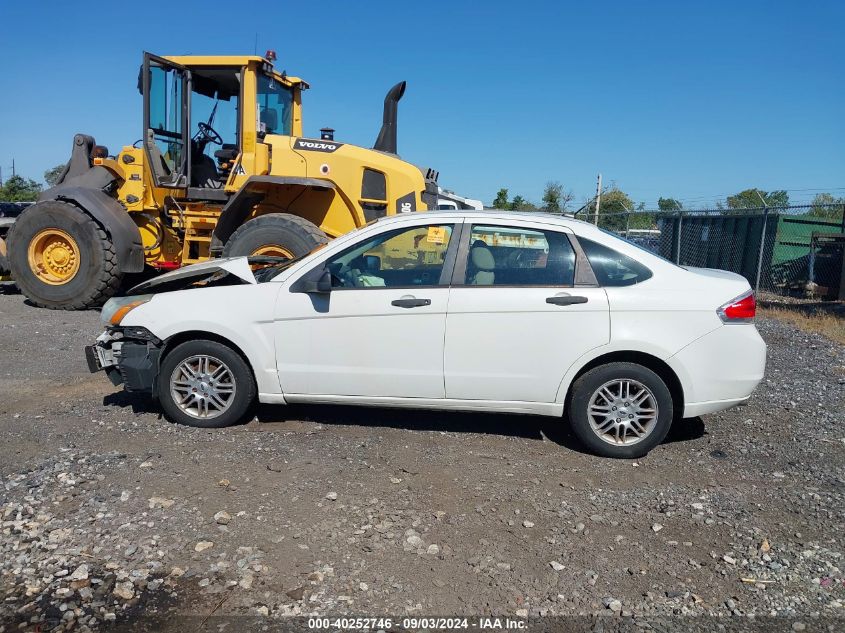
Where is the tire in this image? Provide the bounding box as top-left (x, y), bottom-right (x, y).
top-left (568, 362), bottom-right (674, 458)
top-left (7, 201), bottom-right (123, 309)
top-left (157, 339), bottom-right (256, 429)
top-left (0, 236), bottom-right (9, 276)
top-left (222, 213), bottom-right (328, 259)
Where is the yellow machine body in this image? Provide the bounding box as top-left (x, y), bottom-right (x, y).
top-left (110, 54), bottom-right (431, 268)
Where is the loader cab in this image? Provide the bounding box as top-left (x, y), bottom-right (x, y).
top-left (141, 52), bottom-right (302, 199)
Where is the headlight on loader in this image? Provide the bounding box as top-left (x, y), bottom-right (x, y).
top-left (101, 294), bottom-right (154, 325)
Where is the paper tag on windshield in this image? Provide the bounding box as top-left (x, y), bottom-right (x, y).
top-left (427, 226), bottom-right (447, 244)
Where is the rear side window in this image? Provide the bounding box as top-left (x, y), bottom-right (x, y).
top-left (579, 238), bottom-right (653, 286)
top-left (462, 225), bottom-right (576, 286)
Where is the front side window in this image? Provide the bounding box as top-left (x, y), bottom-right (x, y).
top-left (325, 224), bottom-right (454, 288)
top-left (462, 225), bottom-right (576, 286)
top-left (257, 75), bottom-right (293, 136)
top-left (579, 237), bottom-right (653, 286)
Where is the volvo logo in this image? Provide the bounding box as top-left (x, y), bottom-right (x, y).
top-left (294, 138), bottom-right (344, 153)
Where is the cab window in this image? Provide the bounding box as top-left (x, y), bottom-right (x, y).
top-left (325, 224), bottom-right (454, 288)
top-left (147, 62), bottom-right (185, 178)
top-left (257, 75), bottom-right (293, 136)
top-left (462, 225), bottom-right (576, 286)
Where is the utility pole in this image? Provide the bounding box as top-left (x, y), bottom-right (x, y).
top-left (594, 173), bottom-right (602, 225)
top-left (0, 166), bottom-right (3, 187)
top-left (11, 159), bottom-right (15, 179)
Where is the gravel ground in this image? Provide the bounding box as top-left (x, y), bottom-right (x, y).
top-left (1, 290), bottom-right (843, 632)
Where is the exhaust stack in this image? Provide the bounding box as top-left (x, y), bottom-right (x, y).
top-left (373, 81), bottom-right (406, 155)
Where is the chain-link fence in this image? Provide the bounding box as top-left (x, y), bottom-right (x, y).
top-left (578, 204), bottom-right (845, 299)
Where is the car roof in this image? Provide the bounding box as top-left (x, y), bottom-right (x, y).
top-left (375, 209), bottom-right (599, 231)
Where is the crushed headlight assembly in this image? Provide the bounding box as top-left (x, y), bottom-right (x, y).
top-left (115, 326), bottom-right (159, 342)
top-left (101, 294), bottom-right (154, 326)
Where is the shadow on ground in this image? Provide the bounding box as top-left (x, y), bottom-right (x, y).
top-left (102, 389), bottom-right (707, 456)
top-left (255, 403), bottom-right (707, 456)
top-left (103, 391), bottom-right (162, 416)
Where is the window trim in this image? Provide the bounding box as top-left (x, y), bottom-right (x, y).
top-left (290, 222), bottom-right (463, 293)
top-left (450, 222), bottom-right (596, 289)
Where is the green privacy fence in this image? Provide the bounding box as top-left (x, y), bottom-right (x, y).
top-left (579, 204), bottom-right (845, 299)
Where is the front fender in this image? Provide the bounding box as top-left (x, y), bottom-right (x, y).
top-left (121, 284), bottom-right (282, 395)
top-left (44, 180), bottom-right (144, 273)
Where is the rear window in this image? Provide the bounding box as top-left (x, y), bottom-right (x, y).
top-left (579, 238), bottom-right (653, 286)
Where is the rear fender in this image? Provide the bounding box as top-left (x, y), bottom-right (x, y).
top-left (210, 176), bottom-right (336, 255)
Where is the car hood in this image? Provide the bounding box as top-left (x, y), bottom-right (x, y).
top-left (129, 257), bottom-right (257, 294)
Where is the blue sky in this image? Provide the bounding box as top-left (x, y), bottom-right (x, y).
top-left (0, 1), bottom-right (842, 208)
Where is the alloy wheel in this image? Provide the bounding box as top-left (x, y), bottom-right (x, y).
top-left (586, 378), bottom-right (659, 446)
top-left (169, 355), bottom-right (236, 419)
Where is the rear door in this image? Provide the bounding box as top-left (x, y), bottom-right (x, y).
top-left (142, 53), bottom-right (190, 188)
top-left (444, 220), bottom-right (609, 403)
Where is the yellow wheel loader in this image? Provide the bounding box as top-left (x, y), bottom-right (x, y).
top-left (8, 51), bottom-right (479, 309)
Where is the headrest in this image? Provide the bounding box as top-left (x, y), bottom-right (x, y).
top-left (260, 108), bottom-right (278, 132)
top-left (471, 246), bottom-right (495, 271)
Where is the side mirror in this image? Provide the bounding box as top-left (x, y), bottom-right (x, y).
top-left (300, 268), bottom-right (332, 294)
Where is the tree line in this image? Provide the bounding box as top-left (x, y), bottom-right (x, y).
top-left (0, 164), bottom-right (66, 202)
top-left (491, 182), bottom-right (845, 220)
top-left (1, 166), bottom-right (842, 224)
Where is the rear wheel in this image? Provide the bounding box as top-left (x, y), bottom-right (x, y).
top-left (158, 340), bottom-right (256, 429)
top-left (568, 362), bottom-right (673, 458)
top-left (7, 201), bottom-right (122, 309)
top-left (222, 213), bottom-right (327, 260)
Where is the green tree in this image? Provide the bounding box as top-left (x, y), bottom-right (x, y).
top-left (492, 188), bottom-right (509, 209)
top-left (592, 186), bottom-right (634, 231)
top-left (541, 181), bottom-right (574, 214)
top-left (726, 188), bottom-right (789, 209)
top-left (657, 197), bottom-right (683, 211)
top-left (0, 175), bottom-right (42, 202)
top-left (809, 193), bottom-right (845, 221)
top-left (44, 163), bottom-right (67, 187)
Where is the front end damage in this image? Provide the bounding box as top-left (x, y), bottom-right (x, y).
top-left (85, 327), bottom-right (162, 393)
top-left (85, 255), bottom-right (268, 395)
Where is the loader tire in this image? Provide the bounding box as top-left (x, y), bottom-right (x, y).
top-left (0, 237), bottom-right (9, 276)
top-left (222, 213), bottom-right (328, 260)
top-left (8, 200), bottom-right (123, 310)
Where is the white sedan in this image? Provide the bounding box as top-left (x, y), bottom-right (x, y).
top-left (86, 211), bottom-right (766, 458)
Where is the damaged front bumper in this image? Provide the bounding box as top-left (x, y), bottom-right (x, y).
top-left (85, 327), bottom-right (162, 393)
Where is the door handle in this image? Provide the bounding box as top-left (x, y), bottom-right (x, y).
top-left (391, 297), bottom-right (432, 308)
top-left (546, 294), bottom-right (588, 306)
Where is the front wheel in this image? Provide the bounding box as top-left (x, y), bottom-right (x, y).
top-left (7, 200), bottom-right (123, 309)
top-left (157, 340), bottom-right (256, 429)
top-left (568, 362), bottom-right (673, 458)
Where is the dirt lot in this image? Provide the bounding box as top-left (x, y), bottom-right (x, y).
top-left (1, 290), bottom-right (844, 632)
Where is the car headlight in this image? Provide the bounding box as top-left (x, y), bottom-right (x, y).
top-left (101, 294), bottom-right (154, 325)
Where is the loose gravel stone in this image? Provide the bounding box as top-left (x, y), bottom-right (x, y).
top-left (0, 299), bottom-right (843, 630)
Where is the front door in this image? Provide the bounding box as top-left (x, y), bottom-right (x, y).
top-left (142, 53), bottom-right (190, 188)
top-left (444, 222), bottom-right (610, 403)
top-left (275, 221), bottom-right (460, 398)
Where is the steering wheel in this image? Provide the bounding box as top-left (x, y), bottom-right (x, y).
top-left (197, 122), bottom-right (223, 145)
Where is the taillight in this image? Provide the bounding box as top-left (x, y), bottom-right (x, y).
top-left (718, 291), bottom-right (756, 323)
